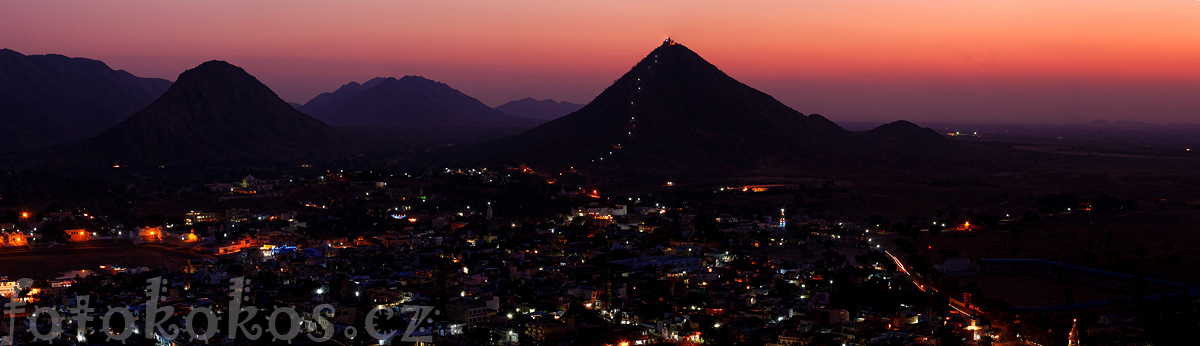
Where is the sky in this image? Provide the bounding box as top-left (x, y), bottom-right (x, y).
top-left (3, 0), bottom-right (1199, 125)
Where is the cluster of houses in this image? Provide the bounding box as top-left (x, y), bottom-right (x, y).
top-left (1, 170), bottom-right (999, 345)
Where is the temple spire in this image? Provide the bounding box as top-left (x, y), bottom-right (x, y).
top-left (1067, 318), bottom-right (1081, 346)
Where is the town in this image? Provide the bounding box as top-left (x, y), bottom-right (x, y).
top-left (3, 167), bottom-right (1191, 346)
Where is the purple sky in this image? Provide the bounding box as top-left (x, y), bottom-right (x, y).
top-left (3, 1), bottom-right (1199, 124)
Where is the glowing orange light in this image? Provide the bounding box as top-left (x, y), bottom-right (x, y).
top-left (20, 212), bottom-right (29, 219)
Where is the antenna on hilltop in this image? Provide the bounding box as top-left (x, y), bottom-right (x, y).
top-left (664, 37), bottom-right (676, 45)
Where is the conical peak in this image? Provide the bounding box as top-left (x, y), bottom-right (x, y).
top-left (636, 39), bottom-right (726, 73)
top-left (172, 60), bottom-right (268, 92)
top-left (195, 59), bottom-right (237, 68)
top-left (649, 39), bottom-right (694, 56)
top-left (618, 40), bottom-right (740, 95)
top-left (185, 60), bottom-right (248, 78)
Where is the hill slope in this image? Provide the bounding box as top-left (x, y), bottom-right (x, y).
top-left (450, 40), bottom-right (859, 173)
top-left (301, 76), bottom-right (537, 128)
top-left (0, 49), bottom-right (171, 151)
top-left (495, 97), bottom-right (583, 121)
top-left (72, 61), bottom-right (343, 167)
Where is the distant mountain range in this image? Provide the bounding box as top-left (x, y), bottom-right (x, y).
top-left (0, 49), bottom-right (171, 152)
top-left (2, 43), bottom-right (957, 174)
top-left (495, 98), bottom-right (583, 121)
top-left (300, 76), bottom-right (538, 128)
top-left (68, 61), bottom-right (343, 167)
top-left (442, 40), bottom-right (951, 175)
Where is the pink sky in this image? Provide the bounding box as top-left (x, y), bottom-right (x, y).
top-left (3, 0), bottom-right (1199, 124)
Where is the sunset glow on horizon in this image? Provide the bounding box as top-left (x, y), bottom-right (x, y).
top-left (4, 0), bottom-right (1199, 124)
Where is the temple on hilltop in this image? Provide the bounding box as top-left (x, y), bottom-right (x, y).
top-left (663, 37), bottom-right (677, 45)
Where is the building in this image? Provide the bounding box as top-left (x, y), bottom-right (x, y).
top-left (446, 296), bottom-right (498, 325)
top-left (241, 175), bottom-right (274, 192)
top-left (185, 211), bottom-right (221, 224)
top-left (573, 205), bottom-right (628, 218)
top-left (0, 281), bottom-right (19, 299)
top-left (66, 229), bottom-right (93, 242)
top-left (138, 226), bottom-right (163, 243)
top-left (525, 317), bottom-right (575, 342)
top-left (218, 236), bottom-right (263, 255)
top-left (0, 232), bottom-right (29, 247)
top-left (610, 255), bottom-right (703, 274)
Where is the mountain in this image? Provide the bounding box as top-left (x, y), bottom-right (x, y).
top-left (446, 39), bottom-right (863, 173)
top-left (301, 76), bottom-right (538, 128)
top-left (299, 77), bottom-right (387, 117)
top-left (0, 49), bottom-right (171, 152)
top-left (863, 120), bottom-right (953, 158)
top-left (495, 97), bottom-right (583, 121)
top-left (70, 61), bottom-right (343, 167)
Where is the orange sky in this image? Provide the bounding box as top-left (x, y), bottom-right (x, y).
top-left (3, 0), bottom-right (1199, 124)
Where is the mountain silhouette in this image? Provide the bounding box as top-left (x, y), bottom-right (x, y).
top-left (301, 76), bottom-right (538, 128)
top-left (0, 49), bottom-right (171, 152)
top-left (495, 97), bottom-right (583, 121)
top-left (300, 77), bottom-right (387, 117)
top-left (863, 120), bottom-right (952, 158)
top-left (449, 40), bottom-right (865, 173)
top-left (71, 61), bottom-right (343, 167)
